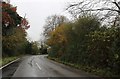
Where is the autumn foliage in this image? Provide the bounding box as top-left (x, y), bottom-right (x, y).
top-left (2, 1), bottom-right (30, 57)
top-left (44, 14), bottom-right (120, 77)
top-left (2, 1), bottom-right (30, 35)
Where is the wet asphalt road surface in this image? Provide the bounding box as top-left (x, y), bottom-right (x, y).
top-left (1, 55), bottom-right (96, 78)
top-left (0, 57), bottom-right (21, 78)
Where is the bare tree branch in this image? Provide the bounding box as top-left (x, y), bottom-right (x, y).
top-left (82, 8), bottom-right (120, 13)
top-left (66, 0), bottom-right (120, 26)
top-left (112, 1), bottom-right (120, 12)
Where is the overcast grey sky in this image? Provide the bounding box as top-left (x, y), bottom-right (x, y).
top-left (10, 0), bottom-right (79, 41)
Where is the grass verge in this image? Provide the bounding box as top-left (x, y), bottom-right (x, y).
top-left (0, 56), bottom-right (18, 68)
top-left (47, 56), bottom-right (119, 77)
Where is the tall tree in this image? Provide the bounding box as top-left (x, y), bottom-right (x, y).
top-left (1, 1), bottom-right (30, 56)
top-left (2, 1), bottom-right (30, 36)
top-left (43, 15), bottom-right (69, 38)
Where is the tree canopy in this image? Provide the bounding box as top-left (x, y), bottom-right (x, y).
top-left (1, 1), bottom-right (31, 57)
top-left (44, 13), bottom-right (120, 76)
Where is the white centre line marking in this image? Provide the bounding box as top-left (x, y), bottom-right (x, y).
top-left (36, 63), bottom-right (42, 70)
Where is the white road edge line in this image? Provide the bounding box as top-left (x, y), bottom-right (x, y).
top-left (0, 58), bottom-right (20, 70)
top-left (36, 63), bottom-right (41, 70)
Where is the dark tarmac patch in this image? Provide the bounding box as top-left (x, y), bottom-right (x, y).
top-left (1, 59), bottom-right (21, 77)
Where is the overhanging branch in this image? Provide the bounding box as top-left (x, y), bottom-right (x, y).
top-left (79, 8), bottom-right (120, 14)
top-left (112, 1), bottom-right (120, 12)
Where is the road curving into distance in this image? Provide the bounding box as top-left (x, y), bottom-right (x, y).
top-left (13, 55), bottom-right (95, 77)
top-left (1, 55), bottom-right (97, 78)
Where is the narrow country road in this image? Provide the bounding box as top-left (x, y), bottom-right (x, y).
top-left (0, 55), bottom-right (96, 79)
top-left (2, 55), bottom-right (96, 78)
